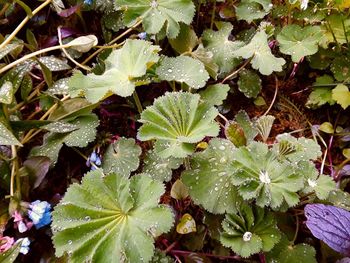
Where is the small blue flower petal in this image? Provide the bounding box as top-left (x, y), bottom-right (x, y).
top-left (90, 151), bottom-right (97, 162)
top-left (95, 156), bottom-right (102, 166)
top-left (19, 238), bottom-right (30, 255)
top-left (28, 201), bottom-right (51, 229)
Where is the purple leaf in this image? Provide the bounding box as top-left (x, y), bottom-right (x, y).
top-left (305, 204), bottom-right (350, 256)
top-left (58, 5), bottom-right (81, 18)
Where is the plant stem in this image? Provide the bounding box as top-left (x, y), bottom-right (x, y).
top-left (10, 146), bottom-right (19, 197)
top-left (133, 91), bottom-right (143, 114)
top-left (169, 250), bottom-right (240, 261)
top-left (292, 214), bottom-right (299, 243)
top-left (221, 57), bottom-right (253, 84)
top-left (81, 19), bottom-right (142, 66)
top-left (263, 75), bottom-right (279, 116)
top-left (210, 0), bottom-right (216, 30)
top-left (0, 3), bottom-right (10, 17)
top-left (0, 0), bottom-right (52, 50)
top-left (184, 157), bottom-right (191, 170)
top-left (0, 44), bottom-right (72, 74)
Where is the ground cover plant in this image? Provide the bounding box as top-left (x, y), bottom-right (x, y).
top-left (1, 0), bottom-right (350, 262)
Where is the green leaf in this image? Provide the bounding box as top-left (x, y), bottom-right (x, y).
top-left (234, 30), bottom-right (285, 75)
top-left (38, 56), bottom-right (71, 71)
top-left (69, 39), bottom-right (160, 103)
top-left (30, 114), bottom-right (99, 164)
top-left (231, 142), bottom-right (304, 209)
top-left (0, 120), bottom-right (22, 146)
top-left (0, 81), bottom-right (14, 104)
top-left (137, 92), bottom-right (220, 158)
top-left (170, 179), bottom-right (189, 200)
top-left (234, 110), bottom-right (258, 143)
top-left (308, 48), bottom-right (335, 70)
top-left (274, 243), bottom-right (317, 263)
top-left (224, 121), bottom-right (247, 147)
top-left (321, 14), bottom-right (350, 46)
top-left (52, 171), bottom-right (174, 263)
top-left (117, 0), bottom-right (195, 39)
top-left (191, 45), bottom-right (219, 79)
top-left (102, 138), bottom-right (142, 176)
top-left (202, 22), bottom-right (244, 74)
top-left (20, 74), bottom-right (33, 101)
top-left (199, 84), bottom-right (230, 106)
top-left (169, 24), bottom-right (198, 54)
top-left (306, 75), bottom-right (335, 108)
top-left (47, 78), bottom-right (69, 96)
top-left (330, 56), bottom-right (350, 81)
top-left (235, 0), bottom-right (272, 23)
top-left (277, 25), bottom-right (323, 62)
top-left (304, 173), bottom-right (336, 200)
top-left (220, 204), bottom-right (281, 258)
top-left (327, 190), bottom-right (350, 211)
top-left (319, 122), bottom-right (334, 134)
top-left (156, 56), bottom-right (209, 89)
top-left (332, 84), bottom-right (350, 109)
top-left (237, 69), bottom-right (262, 98)
top-left (255, 115), bottom-right (275, 142)
top-left (182, 138), bottom-right (241, 214)
top-left (143, 150), bottom-right (182, 182)
top-left (0, 43), bottom-right (22, 60)
top-left (0, 239), bottom-right (22, 263)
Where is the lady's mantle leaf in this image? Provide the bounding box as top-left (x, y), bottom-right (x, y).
top-left (234, 30), bottom-right (285, 75)
top-left (237, 69), bottom-right (262, 98)
top-left (305, 204), bottom-right (350, 256)
top-left (220, 204), bottom-right (281, 258)
top-left (102, 138), bottom-right (142, 176)
top-left (199, 84), bottom-right (230, 106)
top-left (69, 39), bottom-right (160, 103)
top-left (272, 243), bottom-right (317, 263)
top-left (116, 0), bottom-right (195, 39)
top-left (202, 22), bottom-right (244, 74)
top-left (235, 0), bottom-right (272, 23)
top-left (277, 25), bottom-right (323, 62)
top-left (156, 56), bottom-right (209, 89)
top-left (52, 171), bottom-right (174, 263)
top-left (143, 150), bottom-right (182, 182)
top-left (231, 142), bottom-right (304, 209)
top-left (327, 190), bottom-right (350, 211)
top-left (182, 138), bottom-right (242, 214)
top-left (137, 92), bottom-right (220, 158)
top-left (332, 84), bottom-right (350, 109)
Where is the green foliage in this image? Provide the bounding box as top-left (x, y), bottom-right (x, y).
top-left (277, 25), bottom-right (323, 62)
top-left (69, 39), bottom-right (160, 103)
top-left (182, 138), bottom-right (241, 214)
top-left (0, 120), bottom-right (22, 146)
top-left (237, 69), bottom-right (262, 98)
top-left (116, 0), bottom-right (195, 38)
top-left (202, 22), bottom-right (243, 74)
top-left (0, 240), bottom-right (22, 263)
top-left (199, 84), bottom-right (230, 106)
top-left (332, 84), bottom-right (350, 109)
top-left (137, 92), bottom-right (219, 158)
top-left (220, 204), bottom-right (281, 257)
top-left (235, 0), bottom-right (272, 23)
top-left (156, 56), bottom-right (209, 89)
top-left (234, 30), bottom-right (285, 75)
top-left (102, 138), bottom-right (142, 176)
top-left (52, 171), bottom-right (174, 263)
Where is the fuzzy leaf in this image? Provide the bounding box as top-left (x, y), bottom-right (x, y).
top-left (68, 39), bottom-right (160, 103)
top-left (237, 69), bottom-right (262, 98)
top-left (235, 0), bottom-right (272, 23)
top-left (191, 45), bottom-right (219, 79)
top-left (169, 24), bottom-right (198, 54)
top-left (332, 84), bottom-right (350, 109)
top-left (31, 114), bottom-right (99, 164)
top-left (0, 81), bottom-right (14, 104)
top-left (234, 30), bottom-right (285, 75)
top-left (234, 111), bottom-right (258, 143)
top-left (224, 121), bottom-right (247, 147)
top-left (138, 92), bottom-right (220, 158)
top-left (230, 142), bottom-right (304, 209)
top-left (52, 171), bottom-right (174, 263)
top-left (0, 43), bottom-right (22, 60)
top-left (0, 120), bottom-right (22, 146)
top-left (274, 243), bottom-right (317, 263)
top-left (327, 190), bottom-right (350, 211)
top-left (305, 204), bottom-right (350, 256)
top-left (47, 78), bottom-right (70, 96)
top-left (143, 150), bottom-right (182, 182)
top-left (37, 56), bottom-right (71, 71)
top-left (170, 179), bottom-right (189, 200)
top-left (102, 138), bottom-right (142, 176)
top-left (304, 173), bottom-right (336, 200)
top-left (331, 56), bottom-right (350, 81)
top-left (255, 115), bottom-right (275, 142)
top-left (182, 138), bottom-right (241, 214)
top-left (220, 204), bottom-right (281, 258)
top-left (199, 84), bottom-right (230, 106)
top-left (156, 56), bottom-right (209, 89)
top-left (117, 0), bottom-right (195, 39)
top-left (277, 25), bottom-right (323, 62)
top-left (202, 22), bottom-right (244, 74)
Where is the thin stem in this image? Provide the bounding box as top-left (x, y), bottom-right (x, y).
top-left (71, 147), bottom-right (99, 170)
top-left (263, 75), bottom-right (278, 116)
top-left (0, 0), bottom-right (52, 50)
top-left (81, 19), bottom-right (142, 66)
top-left (292, 214), bottom-right (299, 243)
top-left (184, 157), bottom-right (191, 170)
top-left (0, 3), bottom-right (10, 17)
top-left (10, 146), bottom-right (19, 197)
top-left (221, 57), bottom-right (253, 84)
top-left (218, 113), bottom-right (229, 123)
top-left (0, 44), bottom-right (72, 74)
top-left (58, 27), bottom-right (91, 71)
top-left (170, 250), bottom-right (240, 261)
top-left (133, 91), bottom-right (143, 114)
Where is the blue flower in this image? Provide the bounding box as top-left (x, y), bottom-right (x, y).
top-left (87, 150), bottom-right (102, 170)
top-left (28, 201), bottom-right (51, 229)
top-left (84, 0), bottom-right (93, 5)
top-left (19, 237), bottom-right (30, 255)
top-left (138, 32), bottom-right (147, 40)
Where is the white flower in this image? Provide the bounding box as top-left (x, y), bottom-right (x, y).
top-left (300, 0), bottom-right (309, 10)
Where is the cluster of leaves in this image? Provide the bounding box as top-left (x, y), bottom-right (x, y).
top-left (1, 0), bottom-right (350, 262)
